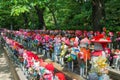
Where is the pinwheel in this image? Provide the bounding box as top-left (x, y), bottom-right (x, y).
top-left (80, 37), bottom-right (91, 45)
top-left (116, 37), bottom-right (120, 41)
top-left (75, 30), bottom-right (82, 37)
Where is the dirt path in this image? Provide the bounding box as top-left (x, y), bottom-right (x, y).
top-left (0, 48), bottom-right (13, 80)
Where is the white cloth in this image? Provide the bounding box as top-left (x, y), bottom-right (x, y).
top-left (102, 51), bottom-right (106, 58)
top-left (18, 48), bottom-right (24, 54)
top-left (34, 61), bottom-right (40, 70)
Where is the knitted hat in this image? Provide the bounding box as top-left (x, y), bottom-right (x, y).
top-left (91, 34), bottom-right (111, 49)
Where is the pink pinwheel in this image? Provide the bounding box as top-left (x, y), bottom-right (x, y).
top-left (64, 38), bottom-right (70, 46)
top-left (23, 32), bottom-right (27, 37)
top-left (54, 37), bottom-right (61, 43)
top-left (116, 37), bottom-right (120, 41)
top-left (35, 34), bottom-right (41, 41)
top-left (74, 37), bottom-right (79, 47)
top-left (61, 37), bottom-right (66, 42)
top-left (109, 32), bottom-right (114, 37)
top-left (44, 35), bottom-right (50, 42)
top-left (80, 37), bottom-right (91, 44)
top-left (27, 57), bottom-right (34, 67)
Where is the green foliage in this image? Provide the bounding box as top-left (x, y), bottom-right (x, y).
top-left (105, 0), bottom-right (120, 31)
top-left (0, 0), bottom-right (119, 31)
top-left (11, 5), bottom-right (30, 16)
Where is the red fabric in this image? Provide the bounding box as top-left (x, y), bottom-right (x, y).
top-left (33, 54), bottom-right (39, 61)
top-left (18, 44), bottom-right (24, 49)
top-left (104, 48), bottom-right (111, 54)
top-left (45, 63), bottom-right (54, 71)
top-left (55, 73), bottom-right (66, 80)
top-left (91, 34), bottom-right (111, 44)
top-left (92, 50), bottom-right (102, 56)
top-left (78, 52), bottom-right (83, 59)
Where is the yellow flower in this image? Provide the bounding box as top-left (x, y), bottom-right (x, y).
top-left (95, 56), bottom-right (107, 69)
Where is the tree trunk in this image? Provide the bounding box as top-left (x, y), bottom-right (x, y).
top-left (35, 6), bottom-right (46, 30)
top-left (49, 8), bottom-right (58, 28)
top-left (23, 13), bottom-right (28, 29)
top-left (92, 0), bottom-right (105, 31)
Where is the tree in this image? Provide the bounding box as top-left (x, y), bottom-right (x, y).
top-left (105, 0), bottom-right (120, 31)
top-left (92, 0), bottom-right (105, 31)
top-left (45, 0), bottom-right (58, 28)
top-left (0, 0), bottom-right (119, 31)
top-left (11, 0), bottom-right (48, 30)
top-left (34, 5), bottom-right (46, 29)
top-left (22, 13), bottom-right (28, 29)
